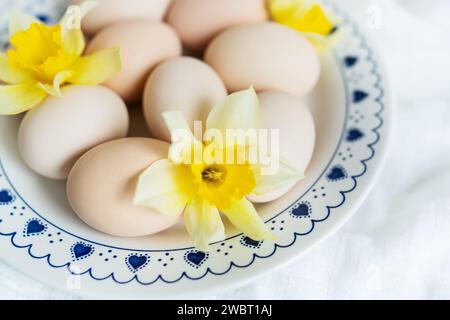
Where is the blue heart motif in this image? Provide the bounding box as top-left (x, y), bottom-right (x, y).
top-left (0, 189), bottom-right (15, 205)
top-left (344, 56), bottom-right (358, 68)
top-left (353, 90), bottom-right (369, 103)
top-left (242, 237), bottom-right (261, 248)
top-left (128, 255), bottom-right (148, 271)
top-left (347, 128), bottom-right (364, 142)
top-left (186, 251), bottom-right (207, 267)
top-left (26, 220), bottom-right (46, 235)
top-left (36, 14), bottom-right (50, 23)
top-left (72, 243), bottom-right (93, 260)
top-left (327, 166), bottom-right (347, 182)
top-left (291, 203), bottom-right (310, 217)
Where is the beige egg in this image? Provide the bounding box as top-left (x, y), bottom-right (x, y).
top-left (86, 20), bottom-right (182, 103)
top-left (18, 85), bottom-right (129, 180)
top-left (205, 22), bottom-right (321, 97)
top-left (248, 91), bottom-right (316, 203)
top-left (71, 0), bottom-right (172, 35)
top-left (67, 138), bottom-right (181, 237)
top-left (143, 57), bottom-right (227, 142)
top-left (167, 0), bottom-right (267, 52)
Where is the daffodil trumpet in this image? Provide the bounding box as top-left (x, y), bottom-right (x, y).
top-left (269, 0), bottom-right (340, 52)
top-left (134, 88), bottom-right (305, 251)
top-left (0, 0), bottom-right (121, 115)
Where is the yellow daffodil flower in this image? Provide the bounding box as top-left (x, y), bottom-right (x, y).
top-left (134, 88), bottom-right (305, 251)
top-left (0, 1), bottom-right (121, 115)
top-left (269, 0), bottom-right (339, 52)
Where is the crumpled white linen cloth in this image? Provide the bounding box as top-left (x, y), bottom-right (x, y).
top-left (1, 0), bottom-right (450, 300)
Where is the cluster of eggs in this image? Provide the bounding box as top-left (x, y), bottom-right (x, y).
top-left (18, 0), bottom-right (319, 238)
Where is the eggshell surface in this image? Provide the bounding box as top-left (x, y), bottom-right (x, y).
top-left (71, 0), bottom-right (172, 35)
top-left (205, 22), bottom-right (321, 97)
top-left (143, 57), bottom-right (227, 142)
top-left (167, 0), bottom-right (267, 52)
top-left (67, 138), bottom-right (181, 237)
top-left (86, 20), bottom-right (182, 103)
top-left (248, 91), bottom-right (316, 203)
top-left (18, 85), bottom-right (129, 180)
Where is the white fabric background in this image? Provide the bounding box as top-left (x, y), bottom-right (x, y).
top-left (1, 0), bottom-right (450, 300)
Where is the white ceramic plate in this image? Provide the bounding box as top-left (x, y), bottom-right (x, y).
top-left (0, 0), bottom-right (392, 298)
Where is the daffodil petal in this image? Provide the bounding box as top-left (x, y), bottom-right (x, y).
top-left (0, 52), bottom-right (31, 84)
top-left (163, 111), bottom-right (203, 164)
top-left (252, 158), bottom-right (304, 195)
top-left (38, 70), bottom-right (73, 96)
top-left (269, 0), bottom-right (338, 52)
top-left (8, 9), bottom-right (40, 37)
top-left (270, 0), bottom-right (308, 22)
top-left (270, 0), bottom-right (334, 34)
top-left (222, 198), bottom-right (275, 241)
top-left (61, 26), bottom-right (85, 58)
top-left (163, 110), bottom-right (193, 136)
top-left (184, 196), bottom-right (226, 251)
top-left (60, 1), bottom-right (98, 56)
top-left (206, 87), bottom-right (261, 134)
top-left (68, 47), bottom-right (121, 85)
top-left (299, 4), bottom-right (335, 35)
top-left (0, 82), bottom-right (47, 115)
top-left (134, 159), bottom-right (195, 217)
top-left (60, 0), bottom-right (98, 28)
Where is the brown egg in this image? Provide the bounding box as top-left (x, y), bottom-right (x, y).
top-left (86, 20), bottom-right (182, 103)
top-left (143, 57), bottom-right (227, 142)
top-left (247, 91), bottom-right (316, 203)
top-left (18, 85), bottom-right (129, 180)
top-left (167, 0), bottom-right (267, 52)
top-left (205, 22), bottom-right (321, 97)
top-left (67, 138), bottom-right (181, 237)
top-left (71, 0), bottom-right (172, 35)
